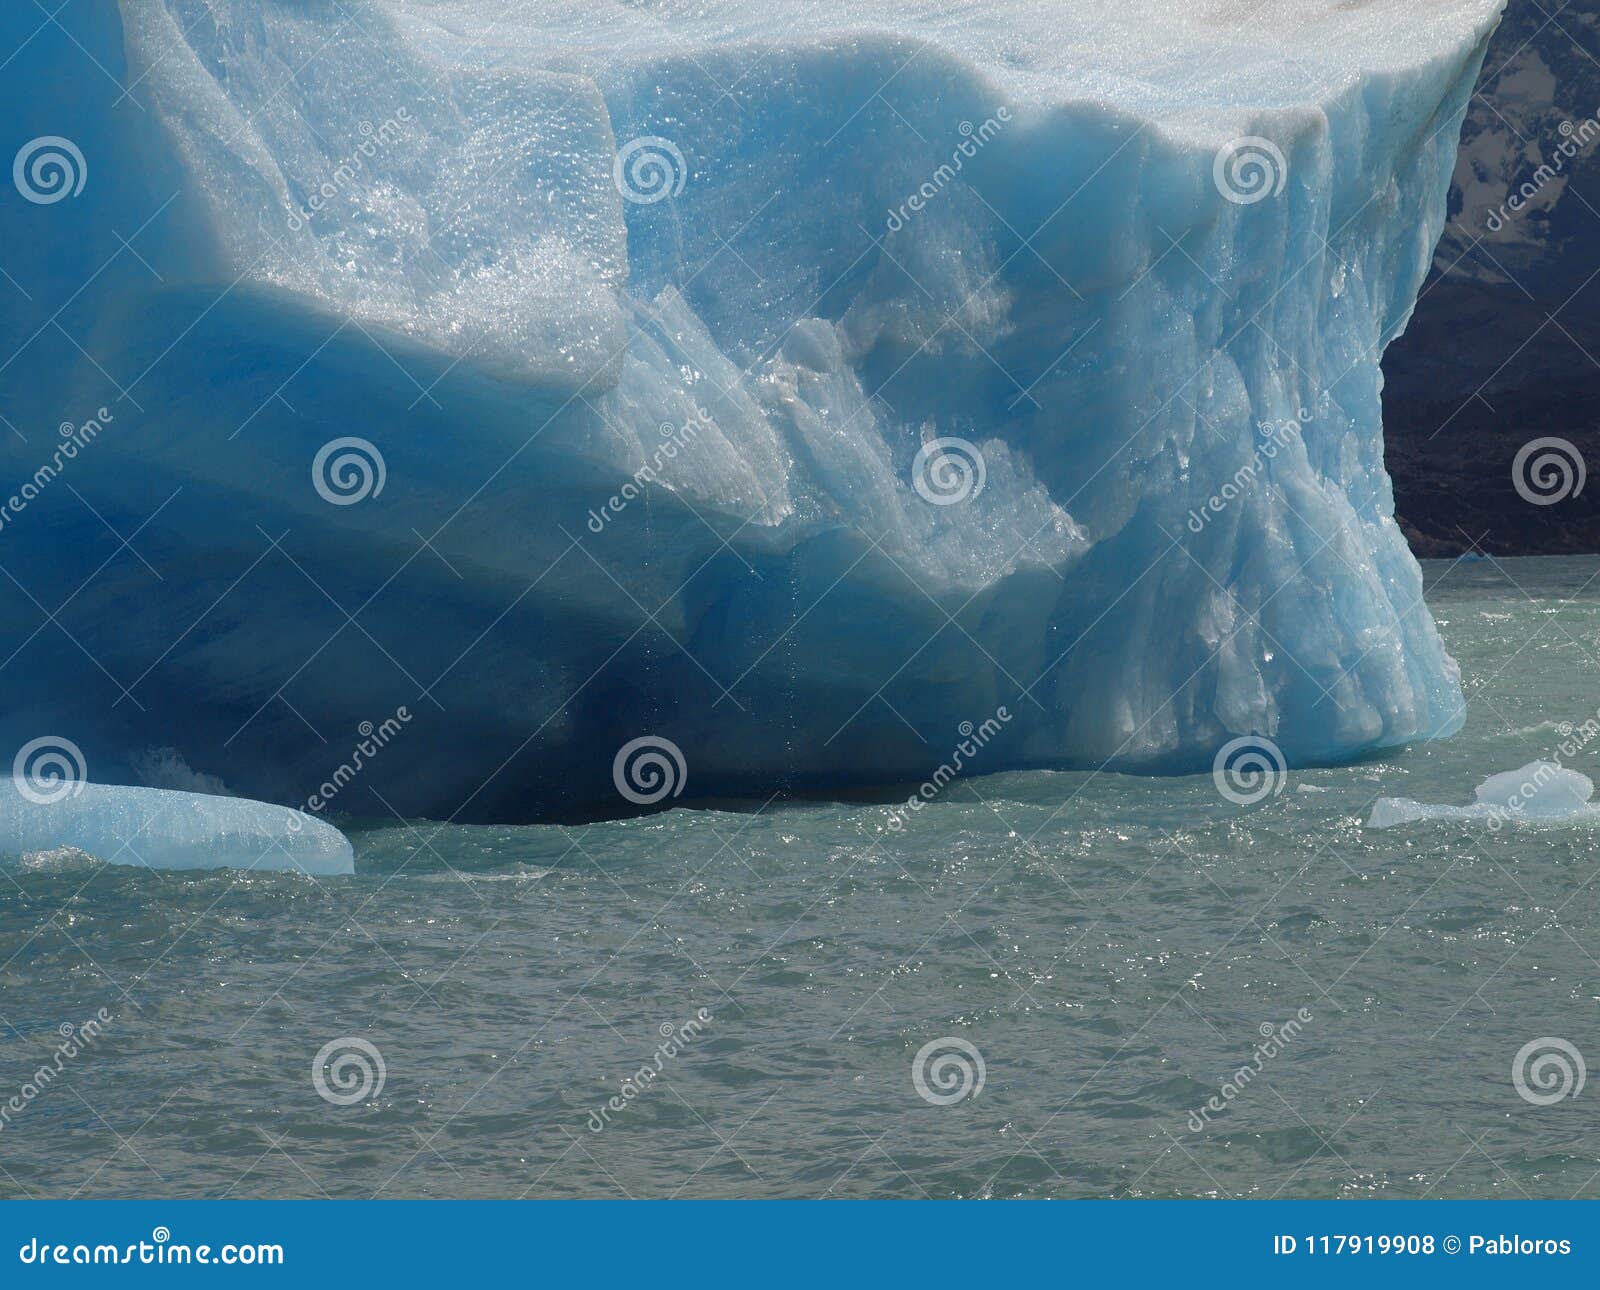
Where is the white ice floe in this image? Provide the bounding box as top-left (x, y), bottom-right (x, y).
top-left (1367, 761), bottom-right (1600, 829)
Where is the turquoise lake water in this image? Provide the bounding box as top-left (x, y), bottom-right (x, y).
top-left (3, 556), bottom-right (1599, 1198)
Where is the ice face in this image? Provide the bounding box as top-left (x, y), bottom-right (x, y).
top-left (0, 780), bottom-right (354, 875)
top-left (0, 1), bottom-right (1503, 820)
top-left (1368, 761), bottom-right (1599, 830)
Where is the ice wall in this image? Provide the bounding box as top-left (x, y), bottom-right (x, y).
top-left (0, 1), bottom-right (1504, 819)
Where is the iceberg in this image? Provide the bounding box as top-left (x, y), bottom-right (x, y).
top-left (1367, 761), bottom-right (1600, 830)
top-left (0, 1), bottom-right (1503, 820)
top-left (0, 778), bottom-right (354, 875)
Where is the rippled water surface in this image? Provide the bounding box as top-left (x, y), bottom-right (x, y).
top-left (4, 556), bottom-right (1600, 1198)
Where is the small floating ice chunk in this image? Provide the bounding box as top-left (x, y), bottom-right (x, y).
top-left (0, 778), bottom-right (354, 875)
top-left (1367, 761), bottom-right (1600, 830)
top-left (1474, 764), bottom-right (1594, 816)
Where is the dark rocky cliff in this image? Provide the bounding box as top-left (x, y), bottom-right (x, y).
top-left (1384, 0), bottom-right (1600, 555)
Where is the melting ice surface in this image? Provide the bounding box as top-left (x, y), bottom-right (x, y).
top-left (1367, 762), bottom-right (1600, 830)
top-left (0, 780), bottom-right (354, 875)
top-left (0, 1), bottom-right (1505, 820)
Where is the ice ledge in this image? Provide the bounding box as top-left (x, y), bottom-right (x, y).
top-left (0, 779), bottom-right (354, 875)
top-left (93, 0), bottom-right (1509, 383)
top-left (398, 1), bottom-right (1508, 133)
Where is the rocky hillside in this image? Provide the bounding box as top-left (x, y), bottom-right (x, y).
top-left (1383, 0), bottom-right (1600, 555)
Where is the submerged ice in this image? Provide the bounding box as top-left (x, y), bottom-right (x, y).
top-left (0, 780), bottom-right (354, 875)
top-left (0, 1), bottom-right (1504, 820)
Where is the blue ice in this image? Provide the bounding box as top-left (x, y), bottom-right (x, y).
top-left (0, 1), bottom-right (1506, 819)
top-left (0, 778), bottom-right (354, 875)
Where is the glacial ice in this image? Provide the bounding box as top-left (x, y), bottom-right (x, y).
top-left (0, 779), bottom-right (354, 875)
top-left (0, 1), bottom-right (1504, 820)
top-left (1367, 761), bottom-right (1600, 830)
